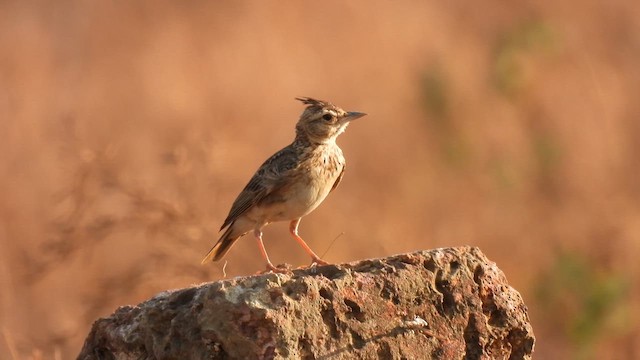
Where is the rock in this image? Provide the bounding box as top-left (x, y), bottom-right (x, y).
top-left (77, 247), bottom-right (535, 359)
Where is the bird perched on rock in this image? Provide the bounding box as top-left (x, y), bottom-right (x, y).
top-left (201, 97), bottom-right (366, 272)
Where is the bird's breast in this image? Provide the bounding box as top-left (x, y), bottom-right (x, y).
top-left (256, 147), bottom-right (344, 222)
top-left (291, 155), bottom-right (343, 212)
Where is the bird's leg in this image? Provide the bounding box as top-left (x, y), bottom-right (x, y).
top-left (254, 229), bottom-right (277, 272)
top-left (289, 219), bottom-right (328, 266)
top-left (254, 229), bottom-right (287, 273)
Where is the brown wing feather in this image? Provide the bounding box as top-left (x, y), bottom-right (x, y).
top-left (330, 165), bottom-right (345, 192)
top-left (220, 145), bottom-right (300, 230)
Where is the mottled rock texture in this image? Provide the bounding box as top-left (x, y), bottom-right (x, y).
top-left (77, 247), bottom-right (535, 359)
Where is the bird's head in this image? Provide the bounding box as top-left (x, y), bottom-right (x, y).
top-left (294, 97), bottom-right (366, 144)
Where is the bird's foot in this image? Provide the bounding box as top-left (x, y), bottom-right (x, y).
top-left (257, 262), bottom-right (292, 274)
top-left (310, 257), bottom-right (329, 267)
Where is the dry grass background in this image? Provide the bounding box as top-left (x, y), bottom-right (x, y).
top-left (1, 0), bottom-right (639, 359)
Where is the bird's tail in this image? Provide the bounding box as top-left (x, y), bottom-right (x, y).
top-left (201, 225), bottom-right (240, 265)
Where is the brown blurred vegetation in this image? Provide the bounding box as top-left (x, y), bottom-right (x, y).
top-left (1, 1), bottom-right (639, 359)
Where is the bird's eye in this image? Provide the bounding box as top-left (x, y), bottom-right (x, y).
top-left (322, 114), bottom-right (333, 121)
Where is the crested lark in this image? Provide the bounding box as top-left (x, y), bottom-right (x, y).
top-left (201, 97), bottom-right (366, 272)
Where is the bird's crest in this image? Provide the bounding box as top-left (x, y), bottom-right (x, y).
top-left (295, 97), bottom-right (333, 109)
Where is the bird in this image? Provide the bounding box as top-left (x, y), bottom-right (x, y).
top-left (201, 97), bottom-right (366, 272)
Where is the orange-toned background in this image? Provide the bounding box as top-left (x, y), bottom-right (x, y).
top-left (1, 1), bottom-right (638, 359)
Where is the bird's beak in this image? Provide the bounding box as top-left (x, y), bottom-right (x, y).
top-left (343, 111), bottom-right (367, 122)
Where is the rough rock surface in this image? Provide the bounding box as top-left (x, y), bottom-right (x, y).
top-left (77, 247), bottom-right (535, 359)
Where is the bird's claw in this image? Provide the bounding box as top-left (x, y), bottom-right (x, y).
top-left (258, 263), bottom-right (292, 274)
top-left (310, 258), bottom-right (329, 267)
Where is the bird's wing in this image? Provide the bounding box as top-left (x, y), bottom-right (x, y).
top-left (220, 145), bottom-right (299, 230)
top-left (330, 165), bottom-right (345, 192)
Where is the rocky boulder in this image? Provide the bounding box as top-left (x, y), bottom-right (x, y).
top-left (77, 247), bottom-right (535, 359)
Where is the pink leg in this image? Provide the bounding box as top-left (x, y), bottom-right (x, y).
top-left (254, 229), bottom-right (287, 273)
top-left (254, 229), bottom-right (277, 272)
top-left (289, 219), bottom-right (328, 265)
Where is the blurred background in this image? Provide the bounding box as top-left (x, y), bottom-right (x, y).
top-left (1, 0), bottom-right (638, 359)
